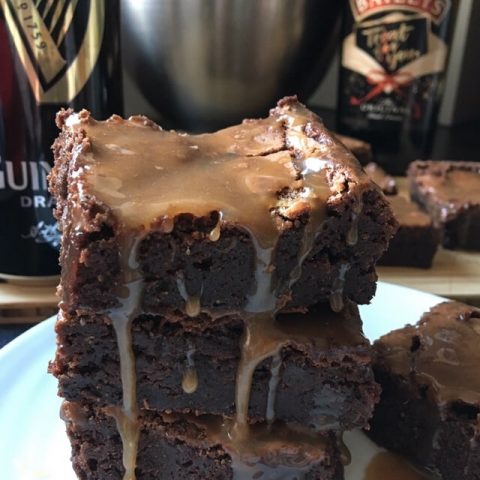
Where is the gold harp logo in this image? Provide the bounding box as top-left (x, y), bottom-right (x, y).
top-left (1, 0), bottom-right (104, 104)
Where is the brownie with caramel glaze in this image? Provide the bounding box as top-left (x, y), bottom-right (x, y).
top-left (49, 97), bottom-right (397, 318)
top-left (369, 302), bottom-right (480, 480)
top-left (408, 160), bottom-right (480, 250)
top-left (61, 402), bottom-right (344, 480)
top-left (50, 302), bottom-right (380, 432)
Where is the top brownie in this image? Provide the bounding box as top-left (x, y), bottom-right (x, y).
top-left (408, 160), bottom-right (480, 250)
top-left (49, 97), bottom-right (396, 317)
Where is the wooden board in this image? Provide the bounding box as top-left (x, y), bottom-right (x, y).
top-left (0, 283), bottom-right (57, 324)
top-left (378, 177), bottom-right (480, 302)
top-left (378, 248), bottom-right (480, 300)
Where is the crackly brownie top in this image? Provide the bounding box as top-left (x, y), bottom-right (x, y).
top-left (409, 161), bottom-right (480, 208)
top-left (58, 96), bottom-right (371, 248)
top-left (387, 196), bottom-right (432, 227)
top-left (375, 301), bottom-right (480, 406)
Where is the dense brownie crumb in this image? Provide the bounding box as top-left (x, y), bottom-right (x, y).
top-left (50, 302), bottom-right (380, 431)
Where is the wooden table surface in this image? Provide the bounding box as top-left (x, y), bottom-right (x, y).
top-left (377, 248), bottom-right (480, 301)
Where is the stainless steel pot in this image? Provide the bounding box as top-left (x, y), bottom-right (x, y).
top-left (122, 0), bottom-right (342, 130)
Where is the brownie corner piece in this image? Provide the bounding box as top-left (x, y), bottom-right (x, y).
top-left (408, 160), bottom-right (480, 250)
top-left (369, 301), bottom-right (480, 480)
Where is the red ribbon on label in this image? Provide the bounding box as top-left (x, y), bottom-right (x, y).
top-left (350, 69), bottom-right (415, 105)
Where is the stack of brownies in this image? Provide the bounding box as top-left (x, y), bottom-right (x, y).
top-left (48, 97), bottom-right (397, 479)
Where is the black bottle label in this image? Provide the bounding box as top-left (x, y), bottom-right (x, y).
top-left (0, 1), bottom-right (110, 277)
top-left (341, 0), bottom-right (452, 124)
top-left (1, 0), bottom-right (104, 103)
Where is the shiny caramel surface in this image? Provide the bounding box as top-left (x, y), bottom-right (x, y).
top-left (377, 301), bottom-right (480, 406)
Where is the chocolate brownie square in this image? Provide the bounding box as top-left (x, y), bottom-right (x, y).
top-left (369, 301), bottom-right (480, 480)
top-left (408, 160), bottom-right (480, 250)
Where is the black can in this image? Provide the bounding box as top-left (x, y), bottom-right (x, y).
top-left (337, 0), bottom-right (458, 174)
top-left (0, 0), bottom-right (122, 282)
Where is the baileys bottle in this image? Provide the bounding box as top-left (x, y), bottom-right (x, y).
top-left (337, 0), bottom-right (458, 174)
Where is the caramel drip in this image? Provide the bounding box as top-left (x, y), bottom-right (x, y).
top-left (182, 415), bottom-right (330, 480)
top-left (266, 353), bottom-right (283, 423)
top-left (245, 240), bottom-right (276, 313)
top-left (176, 276), bottom-right (201, 317)
top-left (363, 452), bottom-right (430, 480)
top-left (233, 303), bottom-right (365, 437)
top-left (234, 313), bottom-right (283, 431)
top-left (107, 236), bottom-right (143, 480)
top-left (329, 263), bottom-right (350, 313)
top-left (346, 199), bottom-right (363, 247)
top-left (208, 214), bottom-right (222, 242)
top-left (182, 348), bottom-right (198, 394)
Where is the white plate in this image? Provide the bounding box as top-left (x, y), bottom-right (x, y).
top-left (0, 282), bottom-right (444, 480)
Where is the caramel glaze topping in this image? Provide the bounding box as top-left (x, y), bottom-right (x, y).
top-left (376, 301), bottom-right (480, 406)
top-left (62, 97), bottom-right (372, 479)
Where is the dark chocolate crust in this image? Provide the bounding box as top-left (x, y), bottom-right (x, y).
top-left (408, 160), bottom-right (480, 250)
top-left (369, 302), bottom-right (480, 479)
top-left (49, 98), bottom-right (397, 317)
top-left (62, 403), bottom-right (344, 480)
top-left (50, 303), bottom-right (380, 432)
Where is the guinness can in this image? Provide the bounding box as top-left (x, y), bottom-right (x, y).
top-left (0, 0), bottom-right (122, 282)
top-left (337, 0), bottom-right (458, 174)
